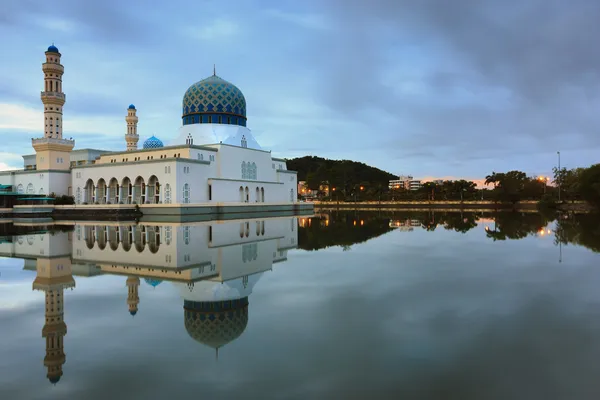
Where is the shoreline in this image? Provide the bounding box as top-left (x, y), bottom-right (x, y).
top-left (311, 200), bottom-right (595, 212)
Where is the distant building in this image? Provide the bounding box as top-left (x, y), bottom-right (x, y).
top-left (432, 179), bottom-right (444, 185)
top-left (389, 175), bottom-right (422, 191)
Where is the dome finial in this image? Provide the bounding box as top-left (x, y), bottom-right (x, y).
top-left (213, 64), bottom-right (216, 76)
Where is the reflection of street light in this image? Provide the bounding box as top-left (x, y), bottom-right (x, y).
top-left (360, 186), bottom-right (364, 190)
top-left (557, 151), bottom-right (561, 202)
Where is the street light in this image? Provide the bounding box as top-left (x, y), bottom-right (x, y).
top-left (557, 151), bottom-right (561, 202)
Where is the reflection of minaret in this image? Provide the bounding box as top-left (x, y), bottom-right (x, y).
top-left (126, 276), bottom-right (140, 316)
top-left (32, 257), bottom-right (75, 385)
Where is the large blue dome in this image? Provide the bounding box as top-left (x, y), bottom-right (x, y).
top-left (143, 136), bottom-right (163, 149)
top-left (128, 104), bottom-right (136, 110)
top-left (182, 75), bottom-right (247, 127)
top-left (47, 44), bottom-right (59, 53)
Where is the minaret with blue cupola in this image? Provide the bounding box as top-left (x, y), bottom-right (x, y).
top-left (125, 104), bottom-right (139, 151)
top-left (33, 44), bottom-right (74, 172)
top-left (126, 276), bottom-right (140, 315)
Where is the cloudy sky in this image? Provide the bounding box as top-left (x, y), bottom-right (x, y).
top-left (1, 0), bottom-right (599, 180)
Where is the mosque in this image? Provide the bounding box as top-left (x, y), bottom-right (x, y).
top-left (0, 45), bottom-right (299, 206)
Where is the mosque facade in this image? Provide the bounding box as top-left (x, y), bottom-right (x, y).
top-left (0, 45), bottom-right (298, 206)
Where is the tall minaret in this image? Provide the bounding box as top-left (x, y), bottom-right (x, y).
top-left (33, 256), bottom-right (75, 385)
top-left (125, 104), bottom-right (139, 151)
top-left (126, 276), bottom-right (140, 315)
top-left (33, 44), bottom-right (74, 174)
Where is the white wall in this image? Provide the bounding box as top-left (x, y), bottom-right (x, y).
top-left (0, 171), bottom-right (70, 195)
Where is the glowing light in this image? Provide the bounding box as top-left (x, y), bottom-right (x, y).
top-left (360, 186), bottom-right (364, 190)
top-left (360, 220), bottom-right (364, 226)
top-left (353, 220), bottom-right (356, 226)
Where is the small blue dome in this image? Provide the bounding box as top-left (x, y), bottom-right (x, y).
top-left (144, 278), bottom-right (163, 287)
top-left (142, 136), bottom-right (163, 149)
top-left (47, 44), bottom-right (59, 53)
top-left (128, 104), bottom-right (136, 110)
top-left (48, 376), bottom-right (61, 384)
top-left (130, 310), bottom-right (138, 316)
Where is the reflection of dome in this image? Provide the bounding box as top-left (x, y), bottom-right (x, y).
top-left (129, 310), bottom-right (137, 316)
top-left (182, 75), bottom-right (247, 127)
top-left (143, 136), bottom-right (164, 149)
top-left (144, 278), bottom-right (162, 287)
top-left (128, 104), bottom-right (136, 110)
top-left (48, 376), bottom-right (60, 384)
top-left (47, 44), bottom-right (59, 53)
top-left (183, 298), bottom-right (249, 349)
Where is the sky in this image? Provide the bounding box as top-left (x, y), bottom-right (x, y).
top-left (1, 0), bottom-right (599, 181)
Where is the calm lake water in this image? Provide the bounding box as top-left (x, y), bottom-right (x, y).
top-left (1, 210), bottom-right (600, 399)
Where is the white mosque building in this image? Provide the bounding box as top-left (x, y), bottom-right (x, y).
top-left (0, 45), bottom-right (299, 207)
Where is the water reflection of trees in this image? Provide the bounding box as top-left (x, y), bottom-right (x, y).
top-left (555, 213), bottom-right (600, 252)
top-left (484, 212), bottom-right (553, 241)
top-left (298, 210), bottom-right (570, 249)
top-left (297, 211), bottom-right (394, 251)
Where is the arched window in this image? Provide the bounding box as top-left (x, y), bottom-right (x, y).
top-left (26, 183), bottom-right (34, 194)
top-left (184, 226), bottom-right (190, 245)
top-left (183, 183), bottom-right (190, 203)
top-left (164, 184), bottom-right (171, 204)
top-left (261, 187), bottom-right (265, 202)
top-left (255, 187), bottom-right (260, 203)
top-left (245, 186), bottom-right (249, 202)
top-left (242, 161), bottom-right (247, 179)
top-left (39, 188), bottom-right (44, 195)
top-left (251, 162), bottom-right (257, 180)
top-left (16, 184), bottom-right (24, 194)
top-left (76, 187), bottom-right (82, 204)
top-left (290, 188), bottom-right (294, 202)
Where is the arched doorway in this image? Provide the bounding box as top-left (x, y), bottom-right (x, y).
top-left (108, 178), bottom-right (119, 204)
top-left (245, 186), bottom-right (249, 202)
top-left (97, 179), bottom-right (107, 204)
top-left (133, 176), bottom-right (145, 204)
top-left (85, 179), bottom-right (95, 204)
top-left (255, 187), bottom-right (260, 203)
top-left (261, 187), bottom-right (265, 202)
top-left (239, 186), bottom-right (244, 202)
top-left (122, 177), bottom-right (132, 204)
top-left (148, 175), bottom-right (160, 204)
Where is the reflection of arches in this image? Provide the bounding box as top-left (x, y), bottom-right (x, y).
top-left (122, 177), bottom-right (132, 204)
top-left (148, 226), bottom-right (160, 253)
top-left (242, 243), bottom-right (258, 262)
top-left (133, 176), bottom-right (145, 204)
top-left (108, 178), bottom-right (119, 204)
top-left (122, 226), bottom-right (133, 251)
top-left (76, 187), bottom-right (82, 204)
top-left (261, 187), bottom-right (265, 202)
top-left (290, 188), bottom-right (294, 202)
top-left (84, 226), bottom-right (95, 249)
top-left (184, 227), bottom-right (190, 245)
top-left (134, 226), bottom-right (146, 252)
top-left (148, 175), bottom-right (160, 204)
top-left (85, 179), bottom-right (94, 203)
top-left (240, 223), bottom-right (244, 238)
top-left (239, 186), bottom-right (244, 202)
top-left (108, 226), bottom-right (119, 251)
top-left (39, 188), bottom-right (44, 195)
top-left (261, 221), bottom-right (265, 235)
top-left (97, 179), bottom-right (107, 204)
top-left (16, 184), bottom-right (24, 194)
top-left (245, 222), bottom-right (250, 238)
top-left (97, 226), bottom-right (107, 250)
top-left (165, 227), bottom-right (172, 245)
top-left (245, 186), bottom-right (249, 202)
top-left (256, 221), bottom-right (260, 236)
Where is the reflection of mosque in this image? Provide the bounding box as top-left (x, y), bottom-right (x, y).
top-left (0, 216), bottom-right (298, 384)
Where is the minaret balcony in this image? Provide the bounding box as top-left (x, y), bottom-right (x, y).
top-left (32, 137), bottom-right (75, 151)
top-left (41, 92), bottom-right (66, 101)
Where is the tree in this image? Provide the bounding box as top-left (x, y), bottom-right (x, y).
top-left (579, 164), bottom-right (600, 207)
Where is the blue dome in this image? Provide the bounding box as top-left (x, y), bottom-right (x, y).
top-left (48, 376), bottom-right (61, 384)
top-left (182, 75), bottom-right (247, 127)
top-left (47, 44), bottom-right (59, 53)
top-left (144, 278), bottom-right (163, 287)
top-left (129, 310), bottom-right (138, 316)
top-left (142, 136), bottom-right (163, 149)
top-left (128, 104), bottom-right (136, 110)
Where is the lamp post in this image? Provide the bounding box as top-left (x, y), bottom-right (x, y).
top-left (557, 151), bottom-right (561, 202)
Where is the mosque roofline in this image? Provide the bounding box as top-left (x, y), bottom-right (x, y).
top-left (271, 157), bottom-right (287, 162)
top-left (23, 148), bottom-right (111, 158)
top-left (99, 144), bottom-right (219, 157)
top-left (273, 257), bottom-right (288, 264)
top-left (72, 158), bottom-right (211, 170)
top-left (209, 235), bottom-right (285, 249)
top-left (205, 268), bottom-right (269, 283)
top-left (74, 258), bottom-right (213, 271)
top-left (0, 169), bottom-right (71, 176)
top-left (206, 143), bottom-right (273, 154)
top-left (88, 268), bottom-right (219, 284)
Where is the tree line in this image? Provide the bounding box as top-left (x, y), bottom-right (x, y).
top-left (287, 156), bottom-right (600, 207)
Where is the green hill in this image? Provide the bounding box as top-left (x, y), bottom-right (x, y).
top-left (286, 156), bottom-right (396, 192)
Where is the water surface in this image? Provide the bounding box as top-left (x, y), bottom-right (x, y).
top-left (1, 211), bottom-right (600, 399)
